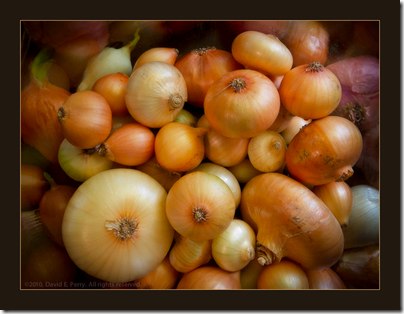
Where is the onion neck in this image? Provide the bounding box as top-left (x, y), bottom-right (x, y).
top-left (336, 167), bottom-right (354, 182)
top-left (306, 62), bottom-right (325, 73)
top-left (256, 242), bottom-right (278, 266)
top-left (57, 107), bottom-right (66, 123)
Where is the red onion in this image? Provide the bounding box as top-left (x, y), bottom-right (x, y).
top-left (327, 56), bottom-right (379, 132)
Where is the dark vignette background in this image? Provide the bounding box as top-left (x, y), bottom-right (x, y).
top-left (4, 0), bottom-right (400, 311)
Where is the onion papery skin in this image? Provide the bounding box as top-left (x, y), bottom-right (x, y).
top-left (175, 47), bottom-right (243, 108)
top-left (278, 63), bottom-right (342, 120)
top-left (283, 21), bottom-right (329, 68)
top-left (177, 266), bottom-right (241, 289)
top-left (312, 181), bottom-right (353, 227)
top-left (133, 47), bottom-right (179, 73)
top-left (58, 139), bottom-right (114, 182)
top-left (231, 31), bottom-right (293, 77)
top-left (134, 255), bottom-right (178, 289)
top-left (155, 123), bottom-right (207, 172)
top-left (136, 156), bottom-right (183, 193)
top-left (240, 173), bottom-right (344, 271)
top-left (257, 260), bottom-right (309, 290)
top-left (21, 77), bottom-right (71, 164)
top-left (212, 219), bottom-right (256, 272)
top-left (21, 164), bottom-right (49, 211)
top-left (92, 73), bottom-right (129, 117)
top-left (97, 123), bottom-right (155, 166)
top-left (204, 69), bottom-right (280, 139)
top-left (227, 158), bottom-right (264, 185)
top-left (169, 233), bottom-right (212, 273)
top-left (197, 115), bottom-right (249, 167)
top-left (58, 91), bottom-right (112, 149)
top-left (285, 116), bottom-right (363, 186)
top-left (248, 130), bottom-right (287, 173)
top-left (166, 171), bottom-right (236, 242)
top-left (267, 104), bottom-right (294, 133)
top-left (305, 268), bottom-right (346, 289)
top-left (186, 162), bottom-right (241, 208)
top-left (62, 169), bottom-right (174, 283)
top-left (126, 61), bottom-right (187, 128)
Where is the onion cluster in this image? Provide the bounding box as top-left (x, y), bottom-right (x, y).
top-left (20, 20), bottom-right (379, 292)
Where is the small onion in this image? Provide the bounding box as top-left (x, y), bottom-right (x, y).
top-left (231, 31), bottom-right (293, 77)
top-left (204, 69), bottom-right (280, 139)
top-left (267, 104), bottom-right (294, 133)
top-left (177, 266), bottom-right (241, 289)
top-left (278, 62), bottom-right (342, 120)
top-left (111, 115), bottom-right (137, 134)
top-left (166, 171), bottom-right (236, 242)
top-left (173, 109), bottom-right (197, 127)
top-left (21, 164), bottom-right (49, 211)
top-left (212, 219), bottom-right (256, 272)
top-left (227, 158), bottom-right (264, 185)
top-left (342, 185), bottom-right (379, 249)
top-left (58, 91), bottom-right (112, 149)
top-left (313, 181), bottom-right (353, 227)
top-left (305, 268), bottom-right (346, 289)
top-left (257, 260), bottom-right (309, 290)
top-left (240, 256), bottom-right (263, 289)
top-left (126, 61), bottom-right (187, 128)
top-left (280, 116), bottom-right (312, 145)
top-left (133, 47), bottom-right (179, 72)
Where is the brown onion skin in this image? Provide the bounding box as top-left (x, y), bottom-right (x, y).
top-left (305, 268), bottom-right (347, 289)
top-left (177, 266), bottom-right (241, 289)
top-left (174, 47), bottom-right (243, 107)
top-left (240, 173), bottom-right (344, 271)
top-left (285, 116), bottom-right (363, 186)
top-left (21, 165), bottom-right (49, 211)
top-left (332, 244), bottom-right (379, 289)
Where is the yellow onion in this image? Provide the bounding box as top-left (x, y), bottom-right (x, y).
top-left (155, 122), bottom-right (208, 172)
top-left (280, 116), bottom-right (312, 145)
top-left (177, 266), bottom-right (241, 289)
top-left (197, 115), bottom-right (249, 167)
top-left (257, 260), bottom-right (309, 289)
top-left (267, 104), bottom-right (294, 133)
top-left (21, 164), bottom-right (49, 211)
top-left (227, 158), bottom-right (264, 185)
top-left (313, 181), bottom-right (353, 227)
top-left (133, 47), bottom-right (179, 73)
top-left (173, 109), bottom-right (197, 127)
top-left (134, 255), bottom-right (178, 289)
top-left (169, 232), bottom-right (212, 273)
top-left (212, 219), bottom-right (256, 272)
top-left (240, 173), bottom-right (344, 271)
top-left (62, 169), bottom-right (174, 283)
top-left (240, 255), bottom-right (263, 289)
top-left (305, 268), bottom-right (346, 289)
top-left (126, 61), bottom-right (187, 128)
top-left (111, 115), bottom-right (137, 134)
top-left (166, 171), bottom-right (236, 242)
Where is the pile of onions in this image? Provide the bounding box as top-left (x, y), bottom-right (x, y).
top-left (204, 69), bottom-right (280, 139)
top-left (285, 116), bottom-right (363, 186)
top-left (126, 61), bottom-right (187, 128)
top-left (174, 46), bottom-right (243, 107)
top-left (62, 169), bottom-right (174, 283)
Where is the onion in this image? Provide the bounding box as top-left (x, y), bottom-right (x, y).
top-left (173, 109), bottom-right (197, 127)
top-left (267, 104), bottom-right (294, 133)
top-left (285, 116), bottom-right (363, 186)
top-left (21, 164), bottom-right (49, 211)
top-left (226, 21), bottom-right (291, 41)
top-left (305, 268), bottom-right (346, 289)
top-left (111, 115), bottom-right (137, 134)
top-left (239, 255), bottom-right (263, 289)
top-left (126, 61), bottom-right (187, 128)
top-left (133, 47), bottom-right (179, 72)
top-left (177, 266), bottom-right (241, 289)
top-left (166, 171), bottom-right (236, 242)
top-left (46, 62), bottom-right (70, 91)
top-left (197, 115), bottom-right (249, 167)
top-left (62, 169), bottom-right (174, 283)
top-left (279, 62), bottom-right (342, 120)
top-left (257, 260), bottom-right (309, 289)
top-left (327, 56), bottom-right (379, 132)
top-left (240, 173), bottom-right (344, 271)
top-left (204, 69), bottom-right (280, 139)
top-left (342, 185), bottom-right (379, 249)
top-left (174, 46), bottom-right (243, 107)
top-left (280, 116), bottom-right (311, 145)
top-left (227, 158), bottom-right (264, 185)
top-left (231, 31), bottom-right (293, 77)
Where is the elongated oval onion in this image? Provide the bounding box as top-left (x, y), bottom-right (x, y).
top-left (257, 260), bottom-right (309, 289)
top-left (305, 268), bottom-right (346, 289)
top-left (342, 185), bottom-right (379, 249)
top-left (212, 219), bottom-right (256, 272)
top-left (134, 255), bottom-right (178, 289)
top-left (240, 173), bottom-right (344, 271)
top-left (204, 69), bottom-right (280, 139)
top-left (58, 139), bottom-right (113, 182)
top-left (313, 181), bottom-right (353, 227)
top-left (177, 266), bottom-right (241, 289)
top-left (166, 171), bottom-right (236, 242)
top-left (125, 61), bottom-right (187, 128)
top-left (169, 233), bottom-right (212, 273)
top-left (285, 116), bottom-right (363, 186)
top-left (62, 169), bottom-right (174, 283)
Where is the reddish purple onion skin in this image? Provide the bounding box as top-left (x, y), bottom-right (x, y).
top-left (327, 56), bottom-right (379, 132)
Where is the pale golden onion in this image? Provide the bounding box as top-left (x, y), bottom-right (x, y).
top-left (177, 266), bottom-right (241, 289)
top-left (173, 109), bottom-right (197, 127)
top-left (133, 47), bottom-right (179, 73)
top-left (166, 171), bottom-right (236, 242)
top-left (280, 116), bottom-right (312, 145)
top-left (267, 104), bottom-right (294, 133)
top-left (227, 158), bottom-right (264, 185)
top-left (125, 61), bottom-right (187, 128)
top-left (62, 169), bottom-right (174, 283)
top-left (212, 219), bottom-right (256, 272)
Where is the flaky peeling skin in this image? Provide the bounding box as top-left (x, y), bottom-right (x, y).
top-left (240, 173), bottom-right (344, 271)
